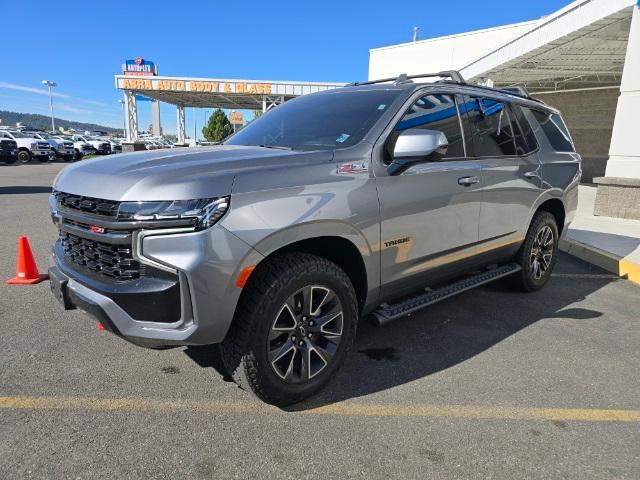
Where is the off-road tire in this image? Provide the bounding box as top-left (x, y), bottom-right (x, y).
top-left (221, 252), bottom-right (358, 406)
top-left (511, 211), bottom-right (559, 292)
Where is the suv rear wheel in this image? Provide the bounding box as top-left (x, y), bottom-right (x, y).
top-left (221, 252), bottom-right (358, 406)
top-left (512, 211), bottom-right (559, 292)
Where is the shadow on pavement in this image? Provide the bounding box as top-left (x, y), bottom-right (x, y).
top-left (0, 186), bottom-right (52, 195)
top-left (182, 254), bottom-right (618, 410)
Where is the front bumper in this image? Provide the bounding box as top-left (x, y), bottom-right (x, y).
top-left (32, 148), bottom-right (53, 158)
top-left (50, 224), bottom-right (263, 346)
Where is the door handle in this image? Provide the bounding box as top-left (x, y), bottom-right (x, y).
top-left (458, 176), bottom-right (480, 186)
top-left (524, 171), bottom-right (539, 178)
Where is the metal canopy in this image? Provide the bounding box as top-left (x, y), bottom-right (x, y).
top-left (461, 0), bottom-right (636, 92)
top-left (114, 75), bottom-right (344, 109)
top-left (114, 75), bottom-right (344, 142)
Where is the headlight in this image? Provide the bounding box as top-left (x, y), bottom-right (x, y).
top-left (117, 196), bottom-right (229, 229)
top-left (31, 142), bottom-right (38, 149)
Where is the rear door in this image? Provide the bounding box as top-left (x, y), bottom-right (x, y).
top-left (375, 91), bottom-right (483, 297)
top-left (461, 96), bottom-right (543, 249)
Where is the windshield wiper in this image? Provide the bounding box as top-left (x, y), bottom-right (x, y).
top-left (258, 144), bottom-right (292, 151)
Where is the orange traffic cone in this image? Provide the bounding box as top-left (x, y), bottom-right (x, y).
top-left (6, 236), bottom-right (49, 285)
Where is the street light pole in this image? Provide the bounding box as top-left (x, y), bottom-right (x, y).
top-left (41, 80), bottom-right (57, 132)
top-left (118, 99), bottom-right (126, 137)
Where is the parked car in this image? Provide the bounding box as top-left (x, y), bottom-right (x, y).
top-left (0, 137), bottom-right (18, 164)
top-left (103, 138), bottom-right (122, 154)
top-left (0, 129), bottom-right (54, 163)
top-left (61, 136), bottom-right (96, 160)
top-left (72, 135), bottom-right (111, 155)
top-left (48, 71), bottom-right (580, 406)
top-left (28, 132), bottom-right (75, 161)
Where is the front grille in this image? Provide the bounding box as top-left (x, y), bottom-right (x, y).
top-left (60, 231), bottom-right (141, 280)
top-left (57, 192), bottom-right (120, 218)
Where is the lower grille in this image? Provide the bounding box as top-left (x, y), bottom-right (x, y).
top-left (60, 231), bottom-right (141, 280)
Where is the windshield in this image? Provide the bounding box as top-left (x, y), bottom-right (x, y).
top-left (225, 88), bottom-right (403, 151)
top-left (9, 131), bottom-right (34, 138)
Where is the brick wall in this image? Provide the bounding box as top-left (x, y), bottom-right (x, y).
top-left (535, 88), bottom-right (619, 183)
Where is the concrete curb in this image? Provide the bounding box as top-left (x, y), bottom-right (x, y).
top-left (560, 237), bottom-right (640, 285)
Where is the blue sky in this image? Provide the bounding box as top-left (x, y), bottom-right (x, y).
top-left (1, 0), bottom-right (571, 136)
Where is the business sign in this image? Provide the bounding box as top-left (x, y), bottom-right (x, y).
top-left (117, 78), bottom-right (272, 95)
top-left (228, 112), bottom-right (244, 125)
top-left (122, 57), bottom-right (157, 76)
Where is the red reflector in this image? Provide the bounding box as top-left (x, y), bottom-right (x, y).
top-left (236, 265), bottom-right (256, 288)
top-left (96, 323), bottom-right (105, 332)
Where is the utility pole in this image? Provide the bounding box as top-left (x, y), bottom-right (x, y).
top-left (41, 80), bottom-right (57, 131)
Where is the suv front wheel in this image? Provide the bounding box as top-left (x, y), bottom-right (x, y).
top-left (512, 211), bottom-right (559, 292)
top-left (222, 252), bottom-right (358, 406)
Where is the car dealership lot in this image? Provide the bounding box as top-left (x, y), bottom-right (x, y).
top-left (1, 164), bottom-right (639, 480)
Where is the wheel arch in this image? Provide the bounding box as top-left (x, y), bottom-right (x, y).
top-left (260, 236), bottom-right (369, 312)
top-left (535, 198), bottom-right (566, 235)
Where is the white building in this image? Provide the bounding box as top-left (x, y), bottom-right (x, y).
top-left (369, 0), bottom-right (640, 220)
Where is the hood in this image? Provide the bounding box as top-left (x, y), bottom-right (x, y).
top-left (53, 145), bottom-right (332, 201)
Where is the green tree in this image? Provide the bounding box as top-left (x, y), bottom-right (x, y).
top-left (202, 109), bottom-right (233, 142)
top-left (252, 109), bottom-right (263, 120)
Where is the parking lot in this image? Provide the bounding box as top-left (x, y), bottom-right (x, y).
top-left (1, 163), bottom-right (639, 479)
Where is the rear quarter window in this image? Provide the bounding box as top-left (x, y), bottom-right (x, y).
top-left (531, 109), bottom-right (575, 152)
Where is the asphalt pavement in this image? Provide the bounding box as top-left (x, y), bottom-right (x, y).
top-left (1, 162), bottom-right (639, 479)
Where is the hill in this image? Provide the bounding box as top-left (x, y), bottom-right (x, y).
top-left (0, 110), bottom-right (120, 134)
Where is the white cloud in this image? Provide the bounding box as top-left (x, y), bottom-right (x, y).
top-left (0, 81), bottom-right (70, 98)
top-left (0, 81), bottom-right (113, 108)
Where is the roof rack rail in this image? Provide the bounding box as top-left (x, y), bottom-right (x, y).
top-left (465, 83), bottom-right (546, 104)
top-left (500, 86), bottom-right (531, 98)
top-left (347, 70), bottom-right (465, 87)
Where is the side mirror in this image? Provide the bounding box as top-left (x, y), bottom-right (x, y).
top-left (388, 128), bottom-right (449, 175)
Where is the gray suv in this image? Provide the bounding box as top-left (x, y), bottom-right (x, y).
top-left (48, 71), bottom-right (580, 405)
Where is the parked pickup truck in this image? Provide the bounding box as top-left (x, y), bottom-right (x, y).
top-left (28, 132), bottom-right (75, 162)
top-left (72, 135), bottom-right (111, 155)
top-left (0, 137), bottom-right (18, 164)
top-left (49, 71), bottom-right (581, 405)
top-left (0, 130), bottom-right (54, 163)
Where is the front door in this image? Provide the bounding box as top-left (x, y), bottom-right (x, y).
top-left (375, 92), bottom-right (482, 298)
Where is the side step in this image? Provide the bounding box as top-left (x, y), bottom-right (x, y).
top-left (371, 263), bottom-right (522, 326)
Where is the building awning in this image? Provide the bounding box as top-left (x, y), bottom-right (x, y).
top-left (461, 0), bottom-right (636, 92)
top-left (114, 75), bottom-right (344, 109)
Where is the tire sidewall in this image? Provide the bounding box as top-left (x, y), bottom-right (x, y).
top-left (248, 265), bottom-right (357, 402)
top-left (521, 213), bottom-right (559, 290)
top-left (18, 151), bottom-right (31, 164)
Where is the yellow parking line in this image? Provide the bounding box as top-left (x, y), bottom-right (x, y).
top-left (1, 396), bottom-right (639, 423)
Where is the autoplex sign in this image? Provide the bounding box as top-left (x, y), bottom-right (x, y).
top-left (122, 57), bottom-right (157, 76)
top-left (118, 77), bottom-right (272, 95)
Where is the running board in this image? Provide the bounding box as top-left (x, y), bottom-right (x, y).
top-left (371, 263), bottom-right (521, 326)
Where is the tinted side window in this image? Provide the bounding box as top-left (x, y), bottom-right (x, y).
top-left (463, 97), bottom-right (521, 157)
top-left (531, 110), bottom-right (574, 152)
top-left (393, 94), bottom-right (465, 159)
top-left (511, 104), bottom-right (538, 154)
